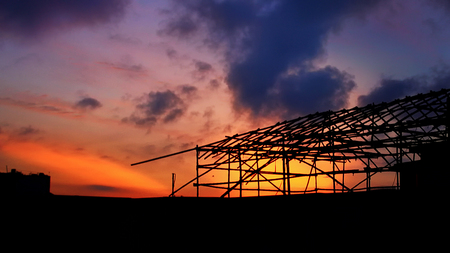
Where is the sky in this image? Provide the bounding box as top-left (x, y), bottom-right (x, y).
top-left (1, 0), bottom-right (450, 197)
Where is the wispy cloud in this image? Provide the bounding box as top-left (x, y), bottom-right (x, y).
top-left (97, 61), bottom-right (145, 73)
top-left (108, 33), bottom-right (142, 45)
top-left (0, 93), bottom-right (114, 125)
top-left (0, 96), bottom-right (74, 116)
top-left (17, 125), bottom-right (40, 136)
top-left (0, 0), bottom-right (131, 42)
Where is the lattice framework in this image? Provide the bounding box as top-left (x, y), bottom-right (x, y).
top-left (133, 89), bottom-right (450, 197)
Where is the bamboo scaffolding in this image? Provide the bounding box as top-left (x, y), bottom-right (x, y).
top-left (132, 89), bottom-right (450, 198)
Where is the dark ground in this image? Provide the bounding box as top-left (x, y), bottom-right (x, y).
top-left (0, 190), bottom-right (445, 252)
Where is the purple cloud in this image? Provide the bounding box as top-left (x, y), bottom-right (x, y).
top-left (0, 0), bottom-right (130, 41)
top-left (123, 87), bottom-right (197, 128)
top-left (159, 0), bottom-right (383, 119)
top-left (75, 97), bottom-right (102, 110)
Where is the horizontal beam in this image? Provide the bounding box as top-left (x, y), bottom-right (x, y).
top-left (131, 147), bottom-right (196, 166)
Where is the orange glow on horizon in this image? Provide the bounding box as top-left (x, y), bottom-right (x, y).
top-left (1, 141), bottom-right (166, 197)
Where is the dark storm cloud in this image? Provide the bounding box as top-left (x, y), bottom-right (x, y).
top-left (358, 66), bottom-right (450, 106)
top-left (75, 97), bottom-right (102, 110)
top-left (160, 0), bottom-right (382, 119)
top-left (275, 66), bottom-right (356, 115)
top-left (427, 0), bottom-right (450, 12)
top-left (358, 78), bottom-right (422, 106)
top-left (123, 89), bottom-right (187, 128)
top-left (0, 0), bottom-right (130, 40)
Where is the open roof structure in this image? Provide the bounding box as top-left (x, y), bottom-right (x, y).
top-left (133, 89), bottom-right (450, 197)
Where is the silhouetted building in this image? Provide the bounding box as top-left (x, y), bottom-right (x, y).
top-left (0, 169), bottom-right (51, 196)
top-left (397, 142), bottom-right (450, 193)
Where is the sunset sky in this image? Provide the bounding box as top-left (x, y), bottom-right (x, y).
top-left (1, 0), bottom-right (450, 197)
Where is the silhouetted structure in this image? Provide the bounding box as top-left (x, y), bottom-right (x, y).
top-left (0, 169), bottom-right (51, 196)
top-left (133, 89), bottom-right (450, 197)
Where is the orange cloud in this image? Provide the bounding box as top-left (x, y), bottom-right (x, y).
top-left (0, 95), bottom-right (81, 118)
top-left (0, 92), bottom-right (126, 129)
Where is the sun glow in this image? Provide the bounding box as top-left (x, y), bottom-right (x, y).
top-left (1, 141), bottom-right (166, 197)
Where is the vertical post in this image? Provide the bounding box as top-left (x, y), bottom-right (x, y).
top-left (395, 137), bottom-right (400, 191)
top-left (314, 158), bottom-right (318, 193)
top-left (342, 161), bottom-right (345, 193)
top-left (333, 163), bottom-right (336, 193)
top-left (286, 158), bottom-right (291, 195)
top-left (239, 149), bottom-right (242, 198)
top-left (332, 126), bottom-right (336, 194)
top-left (282, 134), bottom-right (289, 196)
top-left (172, 173), bottom-right (176, 197)
top-left (257, 154), bottom-right (260, 197)
top-left (366, 158), bottom-right (371, 192)
top-left (396, 132), bottom-right (402, 191)
top-left (282, 153), bottom-right (286, 196)
top-left (396, 170), bottom-right (400, 190)
top-left (227, 150), bottom-right (231, 198)
top-left (368, 110), bottom-right (375, 192)
top-left (196, 145), bottom-right (199, 197)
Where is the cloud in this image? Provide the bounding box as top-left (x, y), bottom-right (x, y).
top-left (358, 65), bottom-right (450, 106)
top-left (202, 107), bottom-right (215, 132)
top-left (358, 78), bottom-right (423, 106)
top-left (109, 33), bottom-right (142, 45)
top-left (166, 48), bottom-right (179, 59)
top-left (422, 18), bottom-right (443, 35)
top-left (194, 60), bottom-right (213, 73)
top-left (86, 184), bottom-right (120, 192)
top-left (0, 95), bottom-right (72, 116)
top-left (3, 125), bottom-right (44, 142)
top-left (208, 79), bottom-right (221, 90)
top-left (177, 84), bottom-right (198, 99)
top-left (0, 0), bottom-right (130, 41)
top-left (18, 125), bottom-right (40, 136)
top-left (157, 14), bottom-right (199, 39)
top-left (427, 0), bottom-right (450, 12)
top-left (274, 66), bottom-right (356, 116)
top-left (191, 60), bottom-right (214, 80)
top-left (97, 61), bottom-right (145, 73)
top-left (160, 0), bottom-right (382, 119)
top-left (74, 97), bottom-right (102, 110)
top-left (123, 89), bottom-right (189, 128)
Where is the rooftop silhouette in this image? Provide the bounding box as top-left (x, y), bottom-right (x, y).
top-left (0, 169), bottom-right (50, 196)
